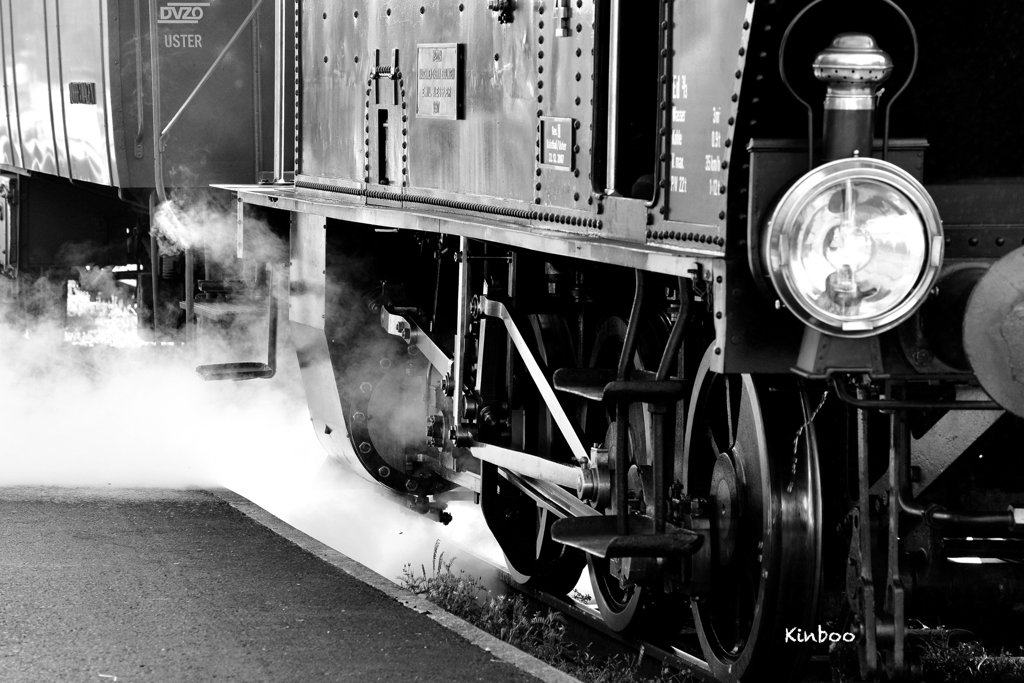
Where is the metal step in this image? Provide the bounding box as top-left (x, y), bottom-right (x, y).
top-left (180, 300), bottom-right (265, 320)
top-left (552, 368), bottom-right (688, 403)
top-left (195, 362), bottom-right (275, 381)
top-left (192, 266), bottom-right (279, 382)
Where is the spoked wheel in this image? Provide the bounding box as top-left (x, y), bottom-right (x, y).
top-left (683, 344), bottom-right (823, 682)
top-left (582, 316), bottom-right (685, 635)
top-left (486, 314), bottom-right (585, 595)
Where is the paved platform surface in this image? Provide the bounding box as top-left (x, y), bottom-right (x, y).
top-left (0, 487), bottom-right (555, 683)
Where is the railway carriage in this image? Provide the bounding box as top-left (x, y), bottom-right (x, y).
top-left (4, 1), bottom-right (1024, 680)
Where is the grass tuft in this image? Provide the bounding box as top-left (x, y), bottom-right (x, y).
top-left (400, 541), bottom-right (694, 683)
top-left (919, 637), bottom-right (1024, 682)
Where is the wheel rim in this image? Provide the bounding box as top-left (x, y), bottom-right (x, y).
top-left (683, 345), bottom-right (822, 682)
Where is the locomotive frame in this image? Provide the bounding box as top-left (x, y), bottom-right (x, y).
top-left (3, 0), bottom-right (1024, 681)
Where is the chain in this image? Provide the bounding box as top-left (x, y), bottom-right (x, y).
top-left (787, 391), bottom-right (828, 493)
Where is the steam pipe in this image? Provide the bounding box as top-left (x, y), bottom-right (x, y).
top-left (892, 412), bottom-right (1022, 535)
top-left (133, 0), bottom-right (144, 158)
top-left (148, 0), bottom-right (166, 203)
top-left (831, 377), bottom-right (1001, 411)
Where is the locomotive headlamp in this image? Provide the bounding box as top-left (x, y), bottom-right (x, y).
top-left (763, 157), bottom-right (943, 336)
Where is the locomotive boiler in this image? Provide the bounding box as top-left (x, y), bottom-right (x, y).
top-left (4, 0), bottom-right (1024, 681)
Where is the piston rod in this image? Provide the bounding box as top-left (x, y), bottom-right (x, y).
top-left (469, 443), bottom-right (583, 492)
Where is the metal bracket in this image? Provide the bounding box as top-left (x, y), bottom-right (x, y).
top-left (379, 305), bottom-right (453, 380)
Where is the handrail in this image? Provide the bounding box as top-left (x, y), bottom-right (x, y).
top-left (272, 0), bottom-right (286, 180)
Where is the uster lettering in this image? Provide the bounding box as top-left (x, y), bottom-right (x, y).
top-left (164, 34), bottom-right (203, 48)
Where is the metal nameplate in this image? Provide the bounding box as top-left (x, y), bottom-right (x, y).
top-left (539, 117), bottom-right (574, 171)
top-left (416, 43), bottom-right (463, 120)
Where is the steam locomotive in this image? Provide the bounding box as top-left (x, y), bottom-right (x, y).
top-left (4, 1), bottom-right (1024, 680)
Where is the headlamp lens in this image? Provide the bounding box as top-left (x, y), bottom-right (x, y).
top-left (785, 178), bottom-right (927, 327)
top-left (762, 157), bottom-right (942, 336)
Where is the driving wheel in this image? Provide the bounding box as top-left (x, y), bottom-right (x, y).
top-left (683, 344), bottom-right (823, 682)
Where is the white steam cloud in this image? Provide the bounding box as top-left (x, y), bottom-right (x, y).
top-left (0, 195), bottom-right (505, 589)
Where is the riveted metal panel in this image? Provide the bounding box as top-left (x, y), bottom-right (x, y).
top-left (58, 0), bottom-right (114, 184)
top-left (664, 0), bottom-right (749, 227)
top-left (10, 2), bottom-right (59, 175)
top-left (300, 0), bottom-right (596, 210)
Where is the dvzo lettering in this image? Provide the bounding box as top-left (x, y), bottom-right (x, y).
top-left (158, 2), bottom-right (208, 24)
